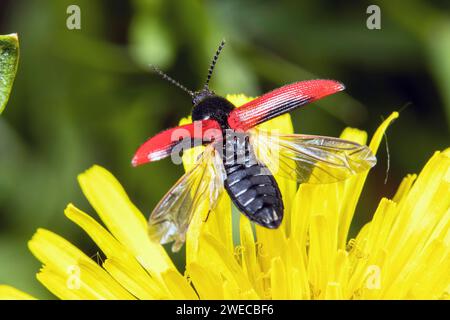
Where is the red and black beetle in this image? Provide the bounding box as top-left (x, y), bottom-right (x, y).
top-left (132, 40), bottom-right (376, 251)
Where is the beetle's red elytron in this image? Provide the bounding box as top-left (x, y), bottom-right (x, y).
top-left (133, 40), bottom-right (376, 251)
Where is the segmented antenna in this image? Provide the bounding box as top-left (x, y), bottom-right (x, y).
top-left (204, 39), bottom-right (226, 89)
top-left (150, 65), bottom-right (194, 96)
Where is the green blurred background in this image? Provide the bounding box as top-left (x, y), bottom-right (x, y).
top-left (0, 0), bottom-right (449, 298)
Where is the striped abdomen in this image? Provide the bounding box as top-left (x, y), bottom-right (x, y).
top-left (222, 135), bottom-right (284, 228)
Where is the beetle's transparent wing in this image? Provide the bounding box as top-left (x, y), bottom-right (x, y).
top-left (251, 128), bottom-right (376, 184)
top-left (148, 144), bottom-right (226, 252)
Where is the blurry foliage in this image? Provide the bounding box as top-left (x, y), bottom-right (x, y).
top-left (0, 0), bottom-right (448, 298)
top-left (0, 33), bottom-right (19, 114)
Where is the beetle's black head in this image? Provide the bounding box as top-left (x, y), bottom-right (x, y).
top-left (192, 88), bottom-right (215, 106)
top-left (191, 94), bottom-right (235, 128)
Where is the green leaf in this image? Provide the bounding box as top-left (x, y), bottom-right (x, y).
top-left (0, 33), bottom-right (19, 114)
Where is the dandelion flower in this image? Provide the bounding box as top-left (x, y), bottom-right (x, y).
top-left (0, 95), bottom-right (448, 300)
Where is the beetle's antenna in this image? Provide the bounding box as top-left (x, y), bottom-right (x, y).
top-left (204, 39), bottom-right (226, 89)
top-left (151, 65), bottom-right (194, 96)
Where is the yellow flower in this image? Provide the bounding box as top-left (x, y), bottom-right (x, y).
top-left (1, 94), bottom-right (449, 300)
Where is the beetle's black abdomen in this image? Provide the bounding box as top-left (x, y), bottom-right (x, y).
top-left (223, 136), bottom-right (283, 228)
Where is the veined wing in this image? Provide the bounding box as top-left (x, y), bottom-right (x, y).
top-left (251, 128), bottom-right (376, 184)
top-left (148, 144), bottom-right (226, 252)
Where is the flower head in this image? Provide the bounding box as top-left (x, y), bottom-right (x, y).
top-left (1, 95), bottom-right (449, 300)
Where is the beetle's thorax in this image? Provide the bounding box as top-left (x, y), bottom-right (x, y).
top-left (191, 93), bottom-right (235, 129)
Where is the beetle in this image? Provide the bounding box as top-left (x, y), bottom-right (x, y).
top-left (132, 40), bottom-right (376, 251)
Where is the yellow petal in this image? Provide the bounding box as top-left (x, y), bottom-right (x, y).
top-left (324, 282), bottom-right (344, 300)
top-left (37, 268), bottom-right (90, 300)
top-left (0, 285), bottom-right (35, 300)
top-left (392, 174), bottom-right (417, 203)
top-left (340, 127), bottom-right (368, 145)
top-left (308, 214), bottom-right (332, 298)
top-left (290, 184), bottom-right (314, 251)
top-left (239, 215), bottom-right (265, 297)
top-left (77, 165), bottom-right (175, 274)
top-left (65, 203), bottom-right (135, 263)
top-left (270, 257), bottom-right (288, 299)
top-left (160, 269), bottom-right (198, 300)
top-left (369, 112), bottom-right (399, 153)
top-left (334, 250), bottom-right (350, 296)
top-left (337, 112), bottom-right (399, 248)
top-left (37, 263), bottom-right (135, 300)
top-left (285, 237), bottom-right (310, 299)
top-left (209, 195), bottom-right (234, 250)
top-left (347, 199), bottom-right (396, 296)
top-left (103, 258), bottom-right (165, 299)
top-left (187, 262), bottom-right (224, 299)
top-left (350, 148), bottom-right (450, 299)
top-left (28, 228), bottom-right (98, 273)
top-left (226, 94), bottom-right (255, 107)
top-left (380, 149), bottom-right (450, 298)
top-left (185, 200), bottom-right (207, 265)
top-left (65, 203), bottom-right (175, 299)
top-left (29, 229), bottom-right (134, 299)
top-left (255, 225), bottom-right (287, 278)
top-left (197, 232), bottom-right (258, 299)
top-left (67, 261), bottom-right (135, 299)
